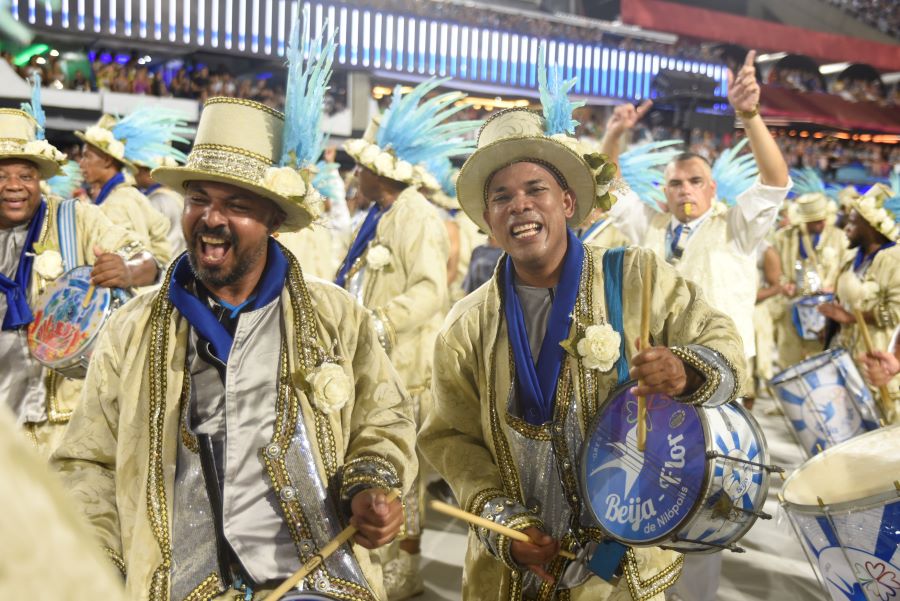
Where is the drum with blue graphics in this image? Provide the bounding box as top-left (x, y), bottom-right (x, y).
top-left (770, 349), bottom-right (882, 457)
top-left (792, 293), bottom-right (834, 341)
top-left (781, 426), bottom-right (900, 601)
top-left (580, 383), bottom-right (774, 553)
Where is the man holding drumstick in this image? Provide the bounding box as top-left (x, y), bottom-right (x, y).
top-left (419, 49), bottom-right (746, 601)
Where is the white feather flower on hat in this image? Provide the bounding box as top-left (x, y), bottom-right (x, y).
top-left (344, 138), bottom-right (368, 156)
top-left (394, 160), bottom-right (414, 183)
top-left (373, 152), bottom-right (395, 176)
top-left (106, 140), bottom-right (125, 161)
top-left (359, 145), bottom-right (381, 167)
top-left (23, 140), bottom-right (66, 163)
top-left (263, 166), bottom-right (307, 199)
top-left (85, 126), bottom-right (115, 146)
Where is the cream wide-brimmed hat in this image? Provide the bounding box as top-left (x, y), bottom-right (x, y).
top-left (0, 109), bottom-right (66, 178)
top-left (852, 182), bottom-right (900, 242)
top-left (75, 114), bottom-right (136, 170)
top-left (793, 192), bottom-right (829, 223)
top-left (153, 97), bottom-right (321, 232)
top-left (456, 107), bottom-right (616, 233)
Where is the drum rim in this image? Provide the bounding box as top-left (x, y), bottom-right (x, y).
top-left (26, 266), bottom-right (113, 371)
top-left (769, 348), bottom-right (847, 386)
top-left (673, 400), bottom-right (771, 552)
top-left (579, 380), bottom-right (715, 547)
top-left (781, 426), bottom-right (899, 512)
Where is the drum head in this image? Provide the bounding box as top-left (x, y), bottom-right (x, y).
top-left (783, 425), bottom-right (900, 508)
top-left (27, 266), bottom-right (111, 370)
top-left (580, 383), bottom-right (707, 545)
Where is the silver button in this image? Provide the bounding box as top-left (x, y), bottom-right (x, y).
top-left (315, 575), bottom-right (330, 591)
top-left (265, 443), bottom-right (281, 459)
top-left (280, 486), bottom-right (297, 501)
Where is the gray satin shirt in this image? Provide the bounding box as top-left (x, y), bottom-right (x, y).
top-left (0, 224), bottom-right (47, 425)
top-left (186, 297), bottom-right (297, 583)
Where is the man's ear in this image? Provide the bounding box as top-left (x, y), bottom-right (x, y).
top-left (562, 189), bottom-right (576, 219)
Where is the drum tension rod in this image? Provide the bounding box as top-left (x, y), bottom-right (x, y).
top-left (732, 506), bottom-right (772, 520)
top-left (670, 537), bottom-right (745, 553)
top-left (705, 451), bottom-right (785, 473)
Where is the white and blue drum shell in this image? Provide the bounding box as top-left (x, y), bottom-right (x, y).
top-left (781, 426), bottom-right (900, 601)
top-left (770, 348), bottom-right (881, 457)
top-left (792, 293), bottom-right (834, 341)
top-left (581, 385), bottom-right (771, 553)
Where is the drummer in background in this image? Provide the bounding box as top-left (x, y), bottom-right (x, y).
top-left (772, 192), bottom-right (848, 369)
top-left (134, 155), bottom-right (188, 257)
top-left (77, 110), bottom-right (180, 273)
top-left (419, 47), bottom-right (747, 601)
top-left (0, 108), bottom-right (160, 457)
top-left (819, 184), bottom-right (900, 419)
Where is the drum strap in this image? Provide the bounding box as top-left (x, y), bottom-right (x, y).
top-left (602, 247), bottom-right (629, 384)
top-left (595, 246), bottom-right (630, 580)
top-left (57, 198), bottom-right (79, 272)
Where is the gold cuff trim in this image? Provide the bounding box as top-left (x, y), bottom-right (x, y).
top-left (183, 572), bottom-right (222, 601)
top-left (623, 549), bottom-right (684, 601)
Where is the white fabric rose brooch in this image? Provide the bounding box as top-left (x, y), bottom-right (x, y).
top-left (32, 248), bottom-right (65, 280)
top-left (366, 244), bottom-right (392, 271)
top-left (562, 323), bottom-right (621, 372)
top-left (307, 362), bottom-right (352, 414)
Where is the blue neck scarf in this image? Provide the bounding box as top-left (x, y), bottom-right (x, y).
top-left (335, 204), bottom-right (386, 288)
top-left (853, 241), bottom-right (896, 273)
top-left (143, 183), bottom-right (162, 196)
top-left (94, 172), bottom-right (126, 206)
top-left (0, 201), bottom-right (47, 330)
top-left (798, 231), bottom-right (821, 260)
top-left (167, 238), bottom-right (288, 364)
top-left (504, 228), bottom-right (585, 425)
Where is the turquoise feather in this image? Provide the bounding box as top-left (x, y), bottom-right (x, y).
top-left (110, 107), bottom-right (192, 167)
top-left (281, 5), bottom-right (337, 169)
top-left (312, 160), bottom-right (344, 202)
top-left (375, 78), bottom-right (478, 166)
top-left (712, 138), bottom-right (758, 206)
top-left (47, 161), bottom-right (84, 199)
top-left (20, 73), bottom-right (46, 140)
top-left (619, 139), bottom-right (682, 211)
top-left (537, 43), bottom-right (583, 136)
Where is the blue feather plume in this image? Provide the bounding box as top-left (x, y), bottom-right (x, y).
top-left (281, 6), bottom-right (337, 169)
top-left (20, 73), bottom-right (46, 140)
top-left (375, 78), bottom-right (478, 166)
top-left (110, 107), bottom-right (193, 167)
top-left (425, 155), bottom-right (457, 198)
top-left (890, 170), bottom-right (899, 196)
top-left (312, 160), bottom-right (345, 202)
top-left (619, 139), bottom-right (682, 211)
top-left (712, 138), bottom-right (759, 206)
top-left (47, 161), bottom-right (84, 199)
top-left (537, 43), bottom-right (583, 136)
top-left (789, 167), bottom-right (841, 200)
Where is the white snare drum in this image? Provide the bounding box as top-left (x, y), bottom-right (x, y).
top-left (26, 266), bottom-right (127, 379)
top-left (781, 426), bottom-right (900, 601)
top-left (770, 348), bottom-right (881, 457)
top-left (581, 384), bottom-right (779, 553)
top-left (792, 293), bottom-right (833, 341)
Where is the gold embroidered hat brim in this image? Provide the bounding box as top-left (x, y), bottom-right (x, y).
top-left (152, 164), bottom-right (313, 232)
top-left (0, 148), bottom-right (62, 179)
top-left (456, 135), bottom-right (595, 233)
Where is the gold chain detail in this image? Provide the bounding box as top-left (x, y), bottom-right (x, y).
top-left (182, 573), bottom-right (223, 601)
top-left (203, 96), bottom-right (285, 120)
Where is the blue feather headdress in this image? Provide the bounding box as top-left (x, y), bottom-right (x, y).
top-left (344, 77), bottom-right (479, 188)
top-left (312, 159), bottom-right (345, 204)
top-left (423, 155), bottom-right (459, 209)
top-left (538, 44), bottom-right (584, 137)
top-left (77, 108), bottom-right (192, 170)
top-left (20, 73), bottom-right (46, 140)
top-left (280, 5), bottom-right (337, 171)
top-left (46, 161), bottom-right (84, 199)
top-left (711, 138), bottom-right (759, 206)
top-left (789, 167), bottom-right (841, 200)
top-left (618, 139), bottom-right (683, 212)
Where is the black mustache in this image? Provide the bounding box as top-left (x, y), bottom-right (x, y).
top-left (193, 226), bottom-right (235, 246)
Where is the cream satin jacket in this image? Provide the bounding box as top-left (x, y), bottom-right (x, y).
top-left (420, 245), bottom-right (746, 601)
top-left (51, 250), bottom-right (418, 600)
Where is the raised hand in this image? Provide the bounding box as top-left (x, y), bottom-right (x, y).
top-left (605, 99), bottom-right (653, 139)
top-left (727, 50), bottom-right (760, 114)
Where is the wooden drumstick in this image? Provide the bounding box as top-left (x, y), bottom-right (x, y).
top-left (428, 500), bottom-right (577, 560)
top-left (81, 285), bottom-right (95, 309)
top-left (637, 255), bottom-right (652, 452)
top-left (853, 307), bottom-right (895, 421)
top-left (266, 489), bottom-right (400, 600)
